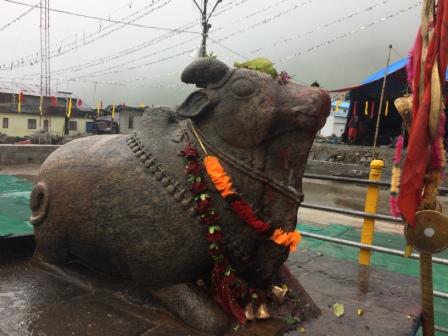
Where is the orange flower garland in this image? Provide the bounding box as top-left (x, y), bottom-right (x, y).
top-left (204, 156), bottom-right (237, 198)
top-left (203, 154), bottom-right (301, 251)
top-left (271, 228), bottom-right (301, 252)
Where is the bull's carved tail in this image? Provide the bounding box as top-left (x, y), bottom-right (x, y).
top-left (30, 182), bottom-right (49, 226)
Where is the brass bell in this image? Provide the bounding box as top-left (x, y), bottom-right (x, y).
top-left (272, 285), bottom-right (288, 303)
top-left (256, 303), bottom-right (271, 319)
top-left (245, 302), bottom-right (255, 321)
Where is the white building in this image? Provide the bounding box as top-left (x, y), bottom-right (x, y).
top-left (319, 101), bottom-right (349, 137)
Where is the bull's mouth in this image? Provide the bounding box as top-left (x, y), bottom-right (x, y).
top-left (290, 105), bottom-right (318, 117)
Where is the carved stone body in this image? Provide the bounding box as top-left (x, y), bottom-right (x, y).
top-left (31, 58), bottom-right (330, 334)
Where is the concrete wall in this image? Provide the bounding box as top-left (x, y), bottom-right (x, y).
top-left (119, 111), bottom-right (144, 134)
top-left (0, 144), bottom-right (60, 165)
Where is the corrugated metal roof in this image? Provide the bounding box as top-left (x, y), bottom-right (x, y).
top-left (0, 81), bottom-right (89, 102)
top-left (0, 81), bottom-right (92, 111)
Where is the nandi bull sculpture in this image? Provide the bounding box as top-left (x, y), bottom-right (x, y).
top-left (30, 58), bottom-right (330, 334)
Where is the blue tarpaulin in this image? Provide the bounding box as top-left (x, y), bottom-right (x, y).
top-left (362, 57), bottom-right (448, 85)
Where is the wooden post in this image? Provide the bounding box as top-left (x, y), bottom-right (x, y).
top-left (373, 45), bottom-right (392, 151)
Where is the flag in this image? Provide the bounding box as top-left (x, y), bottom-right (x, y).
top-left (112, 104), bottom-right (116, 120)
top-left (39, 95), bottom-right (43, 115)
top-left (17, 91), bottom-right (23, 113)
top-left (51, 96), bottom-right (57, 106)
top-left (67, 98), bottom-right (73, 118)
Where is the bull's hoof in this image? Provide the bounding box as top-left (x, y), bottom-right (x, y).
top-left (150, 283), bottom-right (230, 335)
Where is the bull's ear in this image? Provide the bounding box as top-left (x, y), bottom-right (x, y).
top-left (181, 57), bottom-right (230, 88)
top-left (176, 90), bottom-right (215, 118)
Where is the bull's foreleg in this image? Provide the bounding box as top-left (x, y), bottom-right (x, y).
top-left (149, 283), bottom-right (230, 335)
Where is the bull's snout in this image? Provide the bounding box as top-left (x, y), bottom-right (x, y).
top-left (280, 85), bottom-right (331, 132)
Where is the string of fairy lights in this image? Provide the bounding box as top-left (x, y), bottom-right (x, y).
top-left (61, 0), bottom-right (420, 85)
top-left (28, 0), bottom-right (319, 81)
top-left (0, 0), bottom-right (180, 70)
top-left (0, 0), bottom-right (421, 93)
top-left (250, 0), bottom-right (394, 54)
top-left (0, 0), bottom-right (248, 76)
top-left (274, 2), bottom-right (421, 64)
top-left (0, 1), bottom-right (39, 33)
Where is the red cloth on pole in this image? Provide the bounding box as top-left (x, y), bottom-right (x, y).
top-left (370, 101), bottom-right (376, 119)
top-left (398, 1), bottom-right (448, 226)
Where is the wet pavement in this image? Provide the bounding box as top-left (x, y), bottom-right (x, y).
top-left (0, 250), bottom-right (421, 336)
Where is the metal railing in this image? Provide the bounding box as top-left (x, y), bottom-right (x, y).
top-left (301, 202), bottom-right (403, 223)
top-left (303, 172), bottom-right (448, 193)
top-left (300, 170), bottom-right (448, 334)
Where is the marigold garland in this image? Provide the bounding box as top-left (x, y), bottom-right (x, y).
top-left (271, 228), bottom-right (301, 252)
top-left (203, 156), bottom-right (236, 198)
top-left (181, 139), bottom-right (302, 323)
top-left (204, 154), bottom-right (301, 246)
top-left (389, 135), bottom-right (404, 217)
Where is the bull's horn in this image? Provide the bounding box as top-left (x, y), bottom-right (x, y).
top-left (181, 57), bottom-right (231, 88)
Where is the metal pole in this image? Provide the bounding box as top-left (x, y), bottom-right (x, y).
top-left (299, 231), bottom-right (448, 266)
top-left (359, 159), bottom-right (384, 265)
top-left (201, 0), bottom-right (208, 57)
top-left (302, 173), bottom-right (448, 193)
top-left (300, 202), bottom-right (403, 223)
top-left (373, 45), bottom-right (392, 151)
top-left (420, 252), bottom-right (435, 336)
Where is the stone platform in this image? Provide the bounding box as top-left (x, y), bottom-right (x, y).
top-left (0, 251), bottom-right (421, 336)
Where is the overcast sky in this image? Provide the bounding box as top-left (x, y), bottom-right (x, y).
top-left (0, 0), bottom-right (420, 107)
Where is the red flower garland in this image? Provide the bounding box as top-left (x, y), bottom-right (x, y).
top-left (229, 199), bottom-right (271, 232)
top-left (181, 143), bottom-right (247, 325)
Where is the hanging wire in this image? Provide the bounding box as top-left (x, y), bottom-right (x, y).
top-left (1, 0), bottom-right (201, 34)
top-left (0, 1), bottom-right (39, 33)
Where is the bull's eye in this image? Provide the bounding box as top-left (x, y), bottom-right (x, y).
top-left (230, 78), bottom-right (256, 97)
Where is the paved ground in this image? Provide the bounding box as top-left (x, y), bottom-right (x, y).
top-left (0, 250), bottom-right (421, 336)
top-left (0, 165), bottom-right (432, 335)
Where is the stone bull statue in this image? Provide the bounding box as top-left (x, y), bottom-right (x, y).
top-left (30, 58), bottom-right (330, 334)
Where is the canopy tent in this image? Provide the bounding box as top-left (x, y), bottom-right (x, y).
top-left (338, 58), bottom-right (448, 146)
